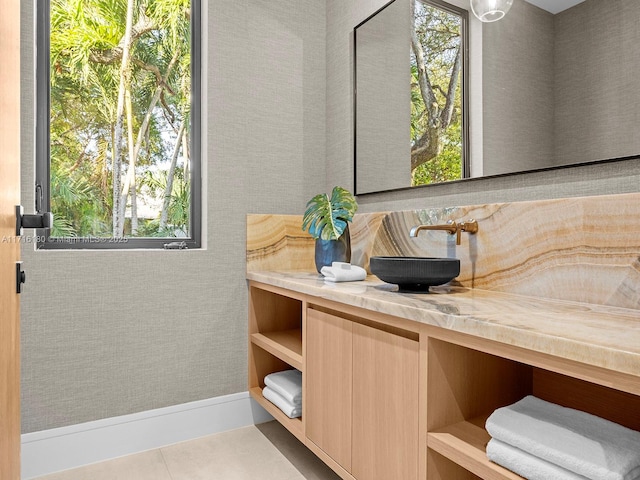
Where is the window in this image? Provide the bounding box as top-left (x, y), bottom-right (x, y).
top-left (411, 0), bottom-right (468, 186)
top-left (36, 0), bottom-right (201, 249)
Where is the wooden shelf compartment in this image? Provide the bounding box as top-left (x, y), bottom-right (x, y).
top-left (427, 415), bottom-right (523, 480)
top-left (249, 386), bottom-right (304, 442)
top-left (426, 337), bottom-right (532, 480)
top-left (249, 284), bottom-right (303, 334)
top-left (427, 337), bottom-right (533, 432)
top-left (249, 284), bottom-right (304, 391)
top-left (426, 335), bottom-right (640, 480)
top-left (251, 329), bottom-right (303, 371)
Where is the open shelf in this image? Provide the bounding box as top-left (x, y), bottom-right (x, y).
top-left (426, 337), bottom-right (640, 480)
top-left (248, 283), bottom-right (304, 398)
top-left (249, 386), bottom-right (304, 442)
top-left (428, 415), bottom-right (523, 480)
top-left (250, 329), bottom-right (303, 371)
top-left (426, 337), bottom-right (532, 479)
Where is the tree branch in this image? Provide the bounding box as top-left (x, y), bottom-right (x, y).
top-left (410, 5), bottom-right (463, 173)
top-left (410, 0), bottom-right (442, 172)
top-left (411, 21), bottom-right (438, 124)
top-left (440, 45), bottom-right (462, 127)
top-left (89, 12), bottom-right (156, 65)
top-left (131, 58), bottom-right (177, 96)
top-left (68, 145), bottom-right (89, 173)
top-left (119, 51), bottom-right (181, 222)
top-left (159, 118), bottom-right (186, 229)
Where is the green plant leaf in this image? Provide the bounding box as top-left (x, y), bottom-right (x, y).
top-left (302, 186), bottom-right (357, 240)
top-left (51, 216), bottom-right (77, 238)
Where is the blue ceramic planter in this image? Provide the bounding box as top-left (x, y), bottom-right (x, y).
top-left (314, 224), bottom-right (351, 273)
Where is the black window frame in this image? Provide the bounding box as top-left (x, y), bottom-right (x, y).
top-left (35, 0), bottom-right (202, 250)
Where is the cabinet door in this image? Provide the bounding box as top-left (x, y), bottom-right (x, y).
top-left (352, 323), bottom-right (420, 480)
top-left (305, 308), bottom-right (353, 471)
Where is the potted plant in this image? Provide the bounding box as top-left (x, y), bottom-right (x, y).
top-left (302, 186), bottom-right (358, 273)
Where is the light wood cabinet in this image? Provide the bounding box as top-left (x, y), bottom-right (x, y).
top-left (306, 308), bottom-right (353, 471)
top-left (352, 322), bottom-right (420, 480)
top-left (305, 308), bottom-right (420, 479)
top-left (248, 280), bottom-right (640, 480)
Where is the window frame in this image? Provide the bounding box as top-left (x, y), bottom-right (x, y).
top-left (35, 0), bottom-right (202, 250)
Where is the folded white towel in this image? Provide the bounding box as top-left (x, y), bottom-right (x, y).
top-left (262, 386), bottom-right (301, 419)
top-left (487, 438), bottom-right (590, 480)
top-left (321, 262), bottom-right (366, 282)
top-left (485, 395), bottom-right (640, 480)
top-left (264, 369), bottom-right (302, 405)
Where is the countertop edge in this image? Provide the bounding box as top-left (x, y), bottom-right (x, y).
top-left (247, 271), bottom-right (640, 378)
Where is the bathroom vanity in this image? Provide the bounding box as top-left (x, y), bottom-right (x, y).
top-left (247, 273), bottom-right (640, 480)
top-left (246, 192), bottom-right (640, 480)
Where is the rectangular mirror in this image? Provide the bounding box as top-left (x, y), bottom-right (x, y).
top-left (354, 0), bottom-right (640, 195)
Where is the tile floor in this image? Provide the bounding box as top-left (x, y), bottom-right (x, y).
top-left (35, 421), bottom-right (341, 480)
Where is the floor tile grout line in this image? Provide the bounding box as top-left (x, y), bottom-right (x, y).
top-left (159, 447), bottom-right (176, 480)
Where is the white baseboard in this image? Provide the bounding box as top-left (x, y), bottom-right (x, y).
top-left (21, 391), bottom-right (273, 479)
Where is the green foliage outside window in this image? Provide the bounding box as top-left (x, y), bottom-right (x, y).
top-left (48, 0), bottom-right (193, 239)
top-left (410, 0), bottom-right (464, 186)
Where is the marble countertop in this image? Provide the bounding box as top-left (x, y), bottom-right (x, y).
top-left (247, 271), bottom-right (640, 377)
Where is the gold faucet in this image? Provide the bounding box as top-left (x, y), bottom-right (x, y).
top-left (409, 219), bottom-right (478, 245)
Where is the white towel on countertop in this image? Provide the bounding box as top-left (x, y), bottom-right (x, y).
top-left (487, 438), bottom-right (590, 480)
top-left (262, 386), bottom-right (301, 419)
top-left (264, 369), bottom-right (302, 405)
top-left (320, 262), bottom-right (366, 282)
top-left (485, 395), bottom-right (640, 480)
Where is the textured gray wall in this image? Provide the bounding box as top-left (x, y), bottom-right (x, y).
top-left (326, 0), bottom-right (392, 194)
top-left (484, 0), bottom-right (640, 172)
top-left (483, 0), bottom-right (555, 175)
top-left (355, 0), bottom-right (411, 194)
top-left (326, 0), bottom-right (640, 212)
top-left (553, 0), bottom-right (640, 166)
top-left (20, 0), bottom-right (326, 433)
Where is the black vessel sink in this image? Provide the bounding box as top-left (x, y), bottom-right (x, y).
top-left (369, 256), bottom-right (460, 292)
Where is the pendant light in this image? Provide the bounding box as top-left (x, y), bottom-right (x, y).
top-left (470, 0), bottom-right (513, 22)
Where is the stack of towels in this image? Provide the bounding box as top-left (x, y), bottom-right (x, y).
top-left (262, 369), bottom-right (302, 419)
top-left (485, 395), bottom-right (640, 480)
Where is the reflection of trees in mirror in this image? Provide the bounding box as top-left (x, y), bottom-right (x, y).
top-left (411, 0), bottom-right (464, 186)
top-left (49, 0), bottom-right (192, 239)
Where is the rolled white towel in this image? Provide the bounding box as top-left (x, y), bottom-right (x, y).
top-left (264, 369), bottom-right (302, 406)
top-left (485, 395), bottom-right (640, 480)
top-left (320, 262), bottom-right (367, 282)
top-left (487, 438), bottom-right (590, 480)
top-left (262, 386), bottom-right (301, 419)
